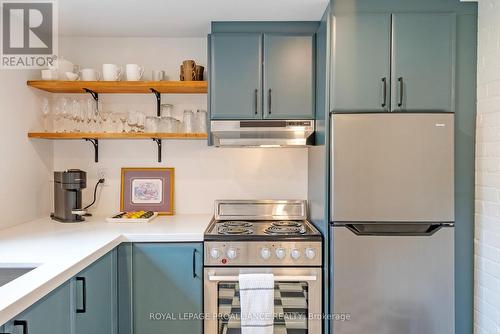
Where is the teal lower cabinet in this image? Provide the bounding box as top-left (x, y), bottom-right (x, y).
top-left (74, 250), bottom-right (117, 334)
top-left (3, 281), bottom-right (72, 334)
top-left (118, 243), bottom-right (203, 334)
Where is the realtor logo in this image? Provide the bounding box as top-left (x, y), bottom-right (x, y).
top-left (1, 0), bottom-right (57, 69)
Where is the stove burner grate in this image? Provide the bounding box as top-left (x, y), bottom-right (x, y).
top-left (271, 220), bottom-right (303, 227)
top-left (218, 226), bottom-right (253, 235)
top-left (221, 221), bottom-right (253, 227)
top-left (265, 225), bottom-right (306, 235)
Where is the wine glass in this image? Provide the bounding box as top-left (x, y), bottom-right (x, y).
top-left (127, 111), bottom-right (138, 132)
top-left (40, 97), bottom-right (51, 132)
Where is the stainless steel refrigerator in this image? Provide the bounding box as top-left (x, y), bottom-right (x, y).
top-left (330, 113), bottom-right (455, 334)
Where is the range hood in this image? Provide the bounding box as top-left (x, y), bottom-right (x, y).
top-left (211, 120), bottom-right (315, 147)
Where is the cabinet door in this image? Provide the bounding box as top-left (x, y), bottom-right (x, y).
top-left (4, 282), bottom-right (71, 334)
top-left (75, 250), bottom-right (117, 334)
top-left (391, 13), bottom-right (455, 112)
top-left (332, 14), bottom-right (391, 112)
top-left (133, 243), bottom-right (203, 334)
top-left (263, 34), bottom-right (315, 119)
top-left (210, 33), bottom-right (262, 119)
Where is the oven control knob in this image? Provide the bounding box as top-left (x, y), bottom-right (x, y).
top-left (275, 248), bottom-right (286, 259)
top-left (226, 248), bottom-right (237, 260)
top-left (291, 249), bottom-right (301, 260)
top-left (305, 248), bottom-right (316, 260)
top-left (260, 247), bottom-right (271, 260)
top-left (210, 248), bottom-right (221, 259)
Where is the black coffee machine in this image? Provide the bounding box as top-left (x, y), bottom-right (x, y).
top-left (51, 169), bottom-right (87, 222)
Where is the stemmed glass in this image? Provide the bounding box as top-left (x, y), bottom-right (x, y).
top-left (137, 112), bottom-right (145, 132)
top-left (70, 99), bottom-right (81, 132)
top-left (40, 97), bottom-right (51, 132)
top-left (127, 111), bottom-right (138, 132)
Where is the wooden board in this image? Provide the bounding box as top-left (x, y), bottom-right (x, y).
top-left (27, 80), bottom-right (208, 94)
top-left (27, 132), bottom-right (208, 139)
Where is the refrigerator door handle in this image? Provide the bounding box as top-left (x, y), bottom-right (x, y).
top-left (332, 222), bottom-right (453, 236)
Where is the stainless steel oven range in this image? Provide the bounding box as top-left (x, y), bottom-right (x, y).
top-left (204, 200), bottom-right (323, 334)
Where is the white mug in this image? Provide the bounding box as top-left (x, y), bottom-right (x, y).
top-left (41, 69), bottom-right (57, 80)
top-left (102, 64), bottom-right (122, 81)
top-left (80, 68), bottom-right (100, 81)
top-left (125, 64), bottom-right (144, 81)
top-left (152, 70), bottom-right (165, 81)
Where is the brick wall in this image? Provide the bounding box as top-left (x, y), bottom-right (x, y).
top-left (475, 0), bottom-right (500, 333)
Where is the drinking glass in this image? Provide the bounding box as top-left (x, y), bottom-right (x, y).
top-left (59, 98), bottom-right (69, 132)
top-left (160, 104), bottom-right (174, 118)
top-left (182, 110), bottom-right (195, 133)
top-left (99, 110), bottom-right (112, 132)
top-left (145, 116), bottom-right (160, 133)
top-left (110, 112), bottom-right (122, 133)
top-left (137, 112), bottom-right (146, 132)
top-left (117, 112), bottom-right (129, 132)
top-left (40, 97), bottom-right (51, 132)
top-left (195, 109), bottom-right (207, 133)
top-left (127, 111), bottom-right (139, 132)
top-left (159, 117), bottom-right (177, 133)
top-left (70, 99), bottom-right (80, 132)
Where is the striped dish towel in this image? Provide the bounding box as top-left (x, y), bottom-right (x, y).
top-left (239, 273), bottom-right (275, 334)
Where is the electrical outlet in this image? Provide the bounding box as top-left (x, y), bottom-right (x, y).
top-left (97, 168), bottom-right (108, 183)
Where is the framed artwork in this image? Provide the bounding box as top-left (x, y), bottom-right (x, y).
top-left (120, 168), bottom-right (174, 215)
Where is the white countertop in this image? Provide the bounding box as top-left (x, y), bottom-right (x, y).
top-left (0, 214), bottom-right (211, 326)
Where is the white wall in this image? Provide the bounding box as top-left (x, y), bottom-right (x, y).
top-left (475, 1), bottom-right (500, 333)
top-left (53, 37), bottom-right (308, 215)
top-left (0, 70), bottom-right (53, 230)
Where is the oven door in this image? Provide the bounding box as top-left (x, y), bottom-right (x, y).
top-left (204, 267), bottom-right (322, 334)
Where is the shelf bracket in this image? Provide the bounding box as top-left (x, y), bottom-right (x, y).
top-left (83, 88), bottom-right (99, 110)
top-left (84, 138), bottom-right (99, 163)
top-left (152, 138), bottom-right (162, 162)
top-left (150, 88), bottom-right (161, 117)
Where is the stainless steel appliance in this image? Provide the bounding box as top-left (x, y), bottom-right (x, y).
top-left (330, 113), bottom-right (455, 334)
top-left (204, 200), bottom-right (322, 334)
top-left (51, 169), bottom-right (87, 223)
top-left (210, 120), bottom-right (315, 147)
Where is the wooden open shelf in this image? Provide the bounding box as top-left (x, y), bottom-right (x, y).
top-left (27, 80), bottom-right (208, 94)
top-left (28, 132), bottom-right (208, 139)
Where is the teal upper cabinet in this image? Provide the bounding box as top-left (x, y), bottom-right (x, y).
top-left (331, 12), bottom-right (456, 113)
top-left (209, 25), bottom-right (317, 120)
top-left (210, 33), bottom-right (262, 119)
top-left (75, 250), bottom-right (117, 334)
top-left (263, 34), bottom-right (315, 119)
top-left (392, 13), bottom-right (455, 112)
top-left (332, 14), bottom-right (391, 112)
top-left (131, 243), bottom-right (203, 334)
top-left (3, 282), bottom-right (71, 334)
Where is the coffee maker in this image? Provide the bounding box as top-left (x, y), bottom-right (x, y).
top-left (51, 169), bottom-right (87, 222)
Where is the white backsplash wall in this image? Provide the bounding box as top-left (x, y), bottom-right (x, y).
top-left (0, 70), bottom-right (53, 230)
top-left (54, 37), bottom-right (308, 215)
top-left (475, 1), bottom-right (500, 333)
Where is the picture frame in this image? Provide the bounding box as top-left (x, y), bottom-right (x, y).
top-left (120, 168), bottom-right (174, 215)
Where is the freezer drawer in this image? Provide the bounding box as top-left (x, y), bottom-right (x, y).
top-left (330, 113), bottom-right (454, 222)
top-left (331, 225), bottom-right (454, 334)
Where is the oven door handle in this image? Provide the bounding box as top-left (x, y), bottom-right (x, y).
top-left (208, 275), bottom-right (317, 282)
